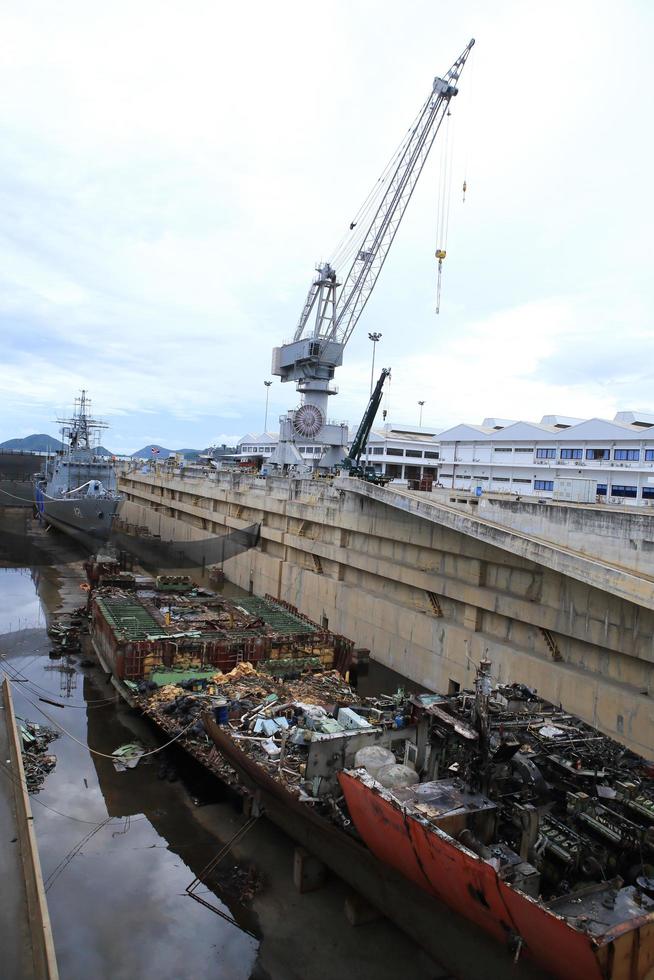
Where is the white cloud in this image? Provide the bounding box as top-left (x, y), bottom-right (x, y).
top-left (1, 0), bottom-right (653, 449)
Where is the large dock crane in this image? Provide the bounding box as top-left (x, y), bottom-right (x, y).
top-left (269, 39), bottom-right (474, 470)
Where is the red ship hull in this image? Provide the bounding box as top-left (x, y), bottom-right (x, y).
top-left (339, 771), bottom-right (654, 980)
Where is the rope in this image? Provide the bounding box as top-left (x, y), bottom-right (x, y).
top-left (0, 486), bottom-right (37, 504)
top-left (9, 678), bottom-right (198, 760)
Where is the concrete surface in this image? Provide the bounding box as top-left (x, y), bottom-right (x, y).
top-left (0, 693), bottom-right (35, 979)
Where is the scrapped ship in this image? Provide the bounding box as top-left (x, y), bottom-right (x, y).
top-left (82, 569), bottom-right (654, 978)
top-left (34, 391), bottom-right (121, 545)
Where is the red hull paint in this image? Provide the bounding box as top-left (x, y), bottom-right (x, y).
top-left (339, 771), bottom-right (654, 980)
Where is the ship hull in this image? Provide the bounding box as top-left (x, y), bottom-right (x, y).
top-left (202, 716), bottom-right (543, 979)
top-left (339, 770), bottom-right (654, 980)
top-left (35, 487), bottom-right (119, 546)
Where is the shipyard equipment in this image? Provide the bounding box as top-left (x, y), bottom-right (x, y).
top-left (270, 39), bottom-right (474, 470)
top-left (341, 368), bottom-right (391, 484)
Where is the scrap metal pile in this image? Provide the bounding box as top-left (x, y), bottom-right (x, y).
top-left (136, 662), bottom-right (392, 806)
top-left (19, 719), bottom-right (59, 793)
top-left (408, 661), bottom-right (654, 901)
top-left (141, 656), bottom-right (654, 898)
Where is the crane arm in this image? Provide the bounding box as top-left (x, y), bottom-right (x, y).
top-left (330, 39), bottom-right (474, 349)
top-left (343, 368), bottom-right (391, 468)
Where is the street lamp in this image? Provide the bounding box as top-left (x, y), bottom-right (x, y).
top-left (263, 380), bottom-right (272, 432)
top-left (368, 332), bottom-right (382, 396)
top-left (418, 400), bottom-right (425, 427)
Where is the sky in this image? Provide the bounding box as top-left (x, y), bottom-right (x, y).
top-left (1, 0), bottom-right (652, 454)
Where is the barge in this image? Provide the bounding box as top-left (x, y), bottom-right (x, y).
top-left (86, 576), bottom-right (654, 978)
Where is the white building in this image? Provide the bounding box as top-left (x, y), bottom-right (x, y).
top-left (236, 424), bottom-right (440, 481)
top-left (437, 412), bottom-right (654, 505)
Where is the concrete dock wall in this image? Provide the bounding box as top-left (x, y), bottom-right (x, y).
top-left (1, 679), bottom-right (58, 979)
top-left (118, 471), bottom-right (654, 755)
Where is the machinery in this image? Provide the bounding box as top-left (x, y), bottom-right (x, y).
top-left (269, 40), bottom-right (475, 471)
top-left (341, 368), bottom-right (391, 484)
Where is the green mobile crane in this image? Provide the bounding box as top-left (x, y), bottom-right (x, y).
top-left (341, 368), bottom-right (391, 484)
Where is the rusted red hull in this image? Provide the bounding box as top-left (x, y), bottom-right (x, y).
top-left (339, 771), bottom-right (654, 980)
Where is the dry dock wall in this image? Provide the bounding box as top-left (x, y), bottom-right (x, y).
top-left (118, 471), bottom-right (654, 756)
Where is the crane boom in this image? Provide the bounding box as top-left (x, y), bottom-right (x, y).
top-left (291, 39), bottom-right (474, 354)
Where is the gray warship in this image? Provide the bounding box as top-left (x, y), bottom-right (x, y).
top-left (34, 390), bottom-right (121, 544)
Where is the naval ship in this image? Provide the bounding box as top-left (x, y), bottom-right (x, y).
top-left (34, 391), bottom-right (121, 544)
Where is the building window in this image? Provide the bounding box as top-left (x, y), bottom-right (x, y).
top-left (597, 484), bottom-right (607, 496)
top-left (536, 449), bottom-right (556, 459)
top-left (534, 480), bottom-right (554, 491)
top-left (586, 448), bottom-right (610, 460)
top-left (514, 448), bottom-right (534, 453)
top-left (494, 447), bottom-right (512, 453)
top-left (611, 485), bottom-right (638, 498)
top-left (560, 448), bottom-right (582, 459)
top-left (614, 449), bottom-right (640, 460)
top-left (385, 464), bottom-right (402, 478)
top-left (513, 479), bottom-right (532, 484)
top-left (386, 448), bottom-right (404, 456)
top-left (493, 477), bottom-right (510, 482)
top-left (642, 487), bottom-right (654, 498)
top-left (645, 450), bottom-right (654, 461)
top-left (373, 447), bottom-right (384, 455)
top-left (424, 451), bottom-right (439, 459)
top-left (405, 450), bottom-right (422, 458)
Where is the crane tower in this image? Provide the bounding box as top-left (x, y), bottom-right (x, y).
top-left (269, 39), bottom-right (474, 471)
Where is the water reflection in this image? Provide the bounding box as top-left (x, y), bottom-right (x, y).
top-left (0, 568), bottom-right (44, 634)
top-left (1, 567), bottom-right (258, 980)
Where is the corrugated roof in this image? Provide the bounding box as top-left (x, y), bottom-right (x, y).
top-left (96, 597), bottom-right (166, 640)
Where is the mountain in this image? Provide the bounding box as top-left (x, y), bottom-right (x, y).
top-left (131, 445), bottom-right (203, 460)
top-left (0, 433), bottom-right (64, 452)
top-left (131, 444), bottom-right (173, 459)
top-left (175, 448), bottom-right (202, 459)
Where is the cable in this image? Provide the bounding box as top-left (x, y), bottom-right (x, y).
top-left (0, 758), bottom-right (147, 825)
top-left (8, 679), bottom-right (198, 760)
top-left (1, 660), bottom-right (118, 708)
top-left (44, 817), bottom-right (113, 892)
top-left (0, 487), bottom-right (37, 504)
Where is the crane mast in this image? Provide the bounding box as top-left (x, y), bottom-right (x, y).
top-left (270, 39), bottom-right (474, 471)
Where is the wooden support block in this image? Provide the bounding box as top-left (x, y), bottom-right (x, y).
top-left (344, 892), bottom-right (383, 926)
top-left (293, 846), bottom-right (327, 893)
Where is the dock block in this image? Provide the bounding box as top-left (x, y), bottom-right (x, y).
top-left (293, 846), bottom-right (327, 893)
top-left (344, 892), bottom-right (383, 926)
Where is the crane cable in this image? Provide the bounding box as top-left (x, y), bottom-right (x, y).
top-left (434, 107), bottom-right (456, 314)
top-left (329, 93), bottom-right (432, 274)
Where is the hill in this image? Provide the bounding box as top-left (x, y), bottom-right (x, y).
top-left (0, 433), bottom-right (64, 452)
top-left (131, 445), bottom-right (203, 460)
top-left (131, 444), bottom-right (173, 459)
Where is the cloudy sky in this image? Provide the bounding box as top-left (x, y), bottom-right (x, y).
top-left (1, 1), bottom-right (652, 453)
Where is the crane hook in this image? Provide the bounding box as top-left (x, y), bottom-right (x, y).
top-left (462, 179), bottom-right (467, 203)
top-left (435, 249), bottom-right (446, 314)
